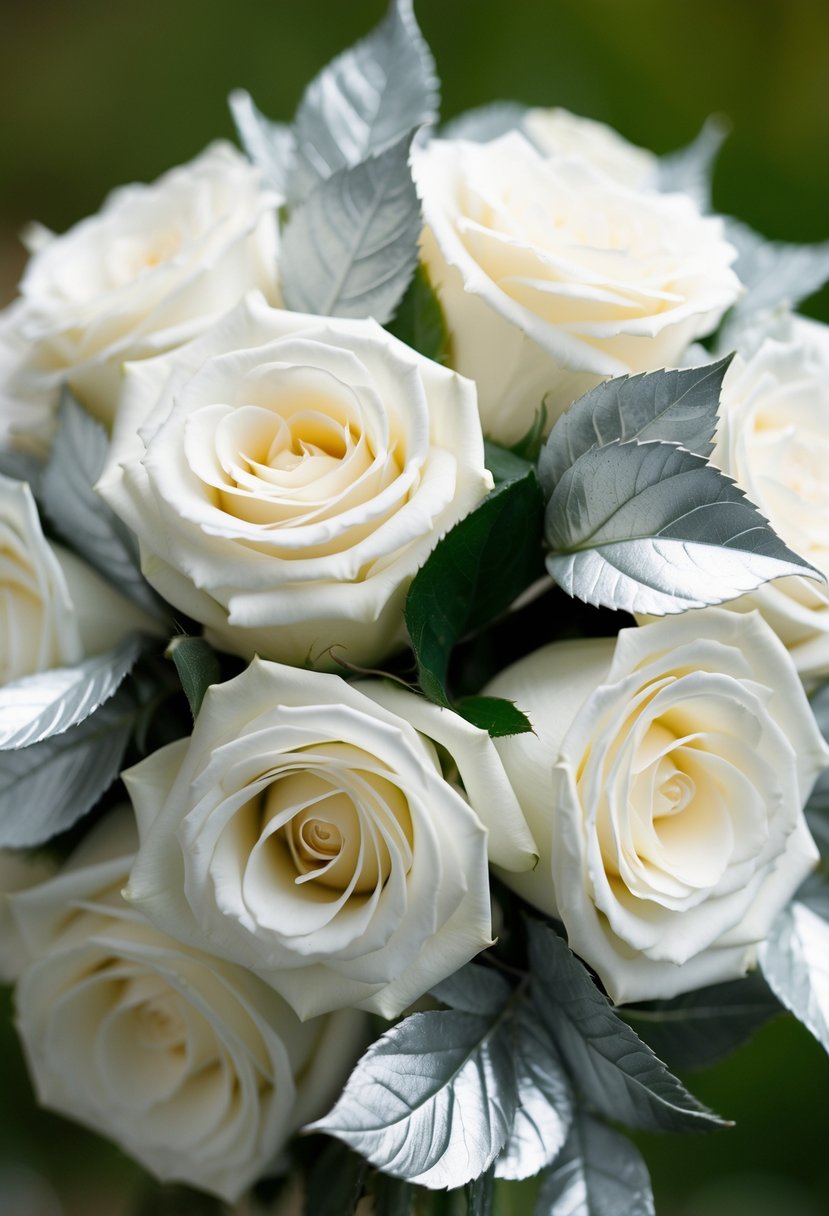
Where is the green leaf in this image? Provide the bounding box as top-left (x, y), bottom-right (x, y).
top-left (758, 877), bottom-right (829, 1056)
top-left (534, 1112), bottom-right (655, 1216)
top-left (455, 696), bottom-right (532, 738)
top-left (0, 684), bottom-right (137, 848)
top-left (289, 0), bottom-right (438, 203)
top-left (305, 1008), bottom-right (517, 1189)
top-left (229, 89), bottom-right (295, 197)
top-left (466, 1165), bottom-right (496, 1216)
top-left (406, 471), bottom-right (545, 709)
top-left (527, 921), bottom-right (727, 1133)
top-left (166, 636), bottom-right (220, 720)
top-left (0, 635), bottom-right (144, 749)
top-left (510, 401), bottom-right (548, 463)
top-left (304, 1140), bottom-right (367, 1216)
top-left (386, 264), bottom-right (450, 364)
top-left (41, 391), bottom-right (166, 620)
top-left (657, 114), bottom-right (729, 211)
top-left (496, 1001), bottom-right (573, 1182)
top-left (539, 358), bottom-right (733, 496)
top-left (280, 132), bottom-right (421, 324)
top-left (620, 974), bottom-right (782, 1070)
top-left (484, 440), bottom-right (533, 487)
top-left (545, 440), bottom-right (820, 616)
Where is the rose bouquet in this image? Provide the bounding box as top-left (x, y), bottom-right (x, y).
top-left (1, 2), bottom-right (829, 1212)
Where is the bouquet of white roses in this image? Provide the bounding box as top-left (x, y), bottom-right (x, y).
top-left (1, 2), bottom-right (828, 1212)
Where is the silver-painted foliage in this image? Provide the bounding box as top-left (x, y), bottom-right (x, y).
top-left (539, 359), bottom-right (731, 495)
top-left (229, 89), bottom-right (295, 198)
top-left (280, 132), bottom-right (421, 322)
top-left (0, 635), bottom-right (143, 750)
top-left (545, 440), bottom-right (818, 615)
top-left (759, 878), bottom-right (829, 1056)
top-left (657, 114), bottom-right (729, 212)
top-left (290, 0), bottom-right (438, 203)
top-left (527, 922), bottom-right (726, 1132)
top-left (534, 1113), bottom-right (655, 1216)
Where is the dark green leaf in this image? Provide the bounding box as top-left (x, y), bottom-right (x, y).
top-left (511, 401), bottom-right (548, 463)
top-left (620, 974), bottom-right (782, 1070)
top-left (456, 696), bottom-right (532, 737)
top-left (545, 440), bottom-right (820, 616)
top-left (406, 472), bottom-right (545, 709)
top-left (0, 685), bottom-right (137, 847)
top-left (527, 921), bottom-right (727, 1132)
top-left (306, 1008), bottom-right (517, 1188)
top-left (534, 1112), bottom-right (655, 1216)
top-left (539, 358), bottom-right (733, 496)
top-left (370, 1171), bottom-right (416, 1216)
top-left (305, 1139), bottom-right (367, 1216)
top-left (166, 636), bottom-right (221, 720)
top-left (386, 264), bottom-right (450, 364)
top-left (484, 440), bottom-right (533, 487)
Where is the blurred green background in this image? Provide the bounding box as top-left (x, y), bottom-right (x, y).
top-left (1, 1), bottom-right (828, 1213)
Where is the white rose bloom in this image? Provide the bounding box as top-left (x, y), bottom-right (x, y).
top-left (0, 303), bottom-right (57, 456)
top-left (98, 291), bottom-right (492, 668)
top-left (411, 132), bottom-right (740, 445)
top-left (14, 142), bottom-right (279, 427)
top-left (523, 108), bottom-right (658, 190)
top-left (485, 611), bottom-right (828, 1004)
top-left (705, 315), bottom-right (829, 682)
top-left (123, 659), bottom-right (496, 1020)
top-left (10, 811), bottom-right (366, 1202)
top-left (0, 473), bottom-right (155, 684)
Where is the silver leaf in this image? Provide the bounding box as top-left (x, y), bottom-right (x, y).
top-left (229, 89), bottom-right (295, 197)
top-left (290, 0), bottom-right (438, 203)
top-left (431, 962), bottom-right (511, 1016)
top-left (527, 921), bottom-right (726, 1132)
top-left (280, 132), bottom-right (420, 323)
top-left (759, 880), bottom-right (829, 1055)
top-left (42, 392), bottom-right (166, 620)
top-left (0, 685), bottom-right (136, 848)
top-left (0, 635), bottom-right (143, 750)
top-left (657, 115), bottom-right (729, 211)
top-left (720, 218), bottom-right (829, 346)
top-left (535, 1113), bottom-right (655, 1216)
top-left (306, 1008), bottom-right (516, 1189)
top-left (442, 102), bottom-right (528, 144)
top-left (545, 440), bottom-right (820, 616)
top-left (539, 358), bottom-right (732, 496)
top-left (495, 1002), bottom-right (573, 1181)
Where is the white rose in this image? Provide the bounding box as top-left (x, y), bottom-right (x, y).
top-left (485, 611), bottom-right (828, 1003)
top-left (123, 658), bottom-right (496, 1020)
top-left (0, 474), bottom-right (155, 684)
top-left (705, 315), bottom-right (829, 682)
top-left (0, 303), bottom-right (57, 456)
top-left (411, 132), bottom-right (740, 445)
top-left (523, 108), bottom-right (658, 189)
top-left (98, 291), bottom-right (492, 668)
top-left (13, 143), bottom-right (279, 427)
top-left (10, 811), bottom-right (366, 1202)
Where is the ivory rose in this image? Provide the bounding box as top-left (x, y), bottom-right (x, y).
top-left (0, 474), bottom-right (150, 684)
top-left (411, 132), bottom-right (740, 444)
top-left (523, 108), bottom-right (658, 189)
top-left (485, 611), bottom-right (828, 1003)
top-left (98, 292), bottom-right (491, 668)
top-left (10, 812), bottom-right (366, 1202)
top-left (12, 143), bottom-right (279, 427)
top-left (706, 315), bottom-right (829, 682)
top-left (123, 659), bottom-right (500, 1020)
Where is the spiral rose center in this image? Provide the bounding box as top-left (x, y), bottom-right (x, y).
top-left (135, 994), bottom-right (187, 1051)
